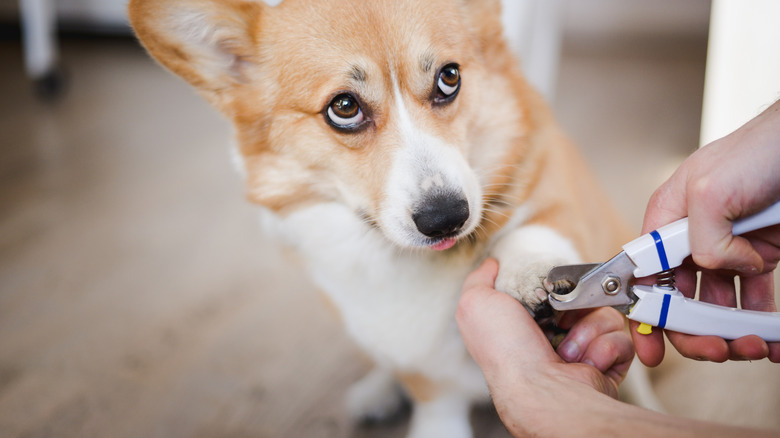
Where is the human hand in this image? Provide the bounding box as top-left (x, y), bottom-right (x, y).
top-left (634, 101), bottom-right (780, 366)
top-left (457, 258), bottom-right (634, 436)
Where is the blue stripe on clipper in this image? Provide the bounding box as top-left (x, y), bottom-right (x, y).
top-left (649, 230), bottom-right (670, 271)
top-left (657, 294), bottom-right (672, 329)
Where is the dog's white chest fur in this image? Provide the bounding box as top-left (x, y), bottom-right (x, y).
top-left (275, 203), bottom-right (478, 375)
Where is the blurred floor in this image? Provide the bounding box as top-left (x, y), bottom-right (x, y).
top-left (0, 27), bottom-right (778, 438)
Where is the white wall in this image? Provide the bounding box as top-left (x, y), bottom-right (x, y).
top-left (700, 0), bottom-right (780, 146)
top-left (563, 0), bottom-right (710, 41)
top-left (55, 0), bottom-right (129, 27)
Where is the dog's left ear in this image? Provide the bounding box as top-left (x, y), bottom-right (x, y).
top-left (460, 0), bottom-right (505, 49)
top-left (461, 0), bottom-right (529, 83)
top-left (128, 0), bottom-right (263, 109)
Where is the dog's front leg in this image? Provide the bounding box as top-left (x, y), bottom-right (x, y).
top-left (395, 372), bottom-right (474, 438)
top-left (490, 225), bottom-right (582, 315)
top-left (403, 386), bottom-right (472, 438)
top-left (346, 366), bottom-right (405, 423)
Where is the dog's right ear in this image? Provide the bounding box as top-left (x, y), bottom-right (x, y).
top-left (128, 0), bottom-right (263, 108)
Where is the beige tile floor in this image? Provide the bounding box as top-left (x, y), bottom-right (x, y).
top-left (0, 30), bottom-right (778, 438)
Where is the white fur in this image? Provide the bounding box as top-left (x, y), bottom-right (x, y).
top-left (269, 200), bottom-right (580, 437)
top-left (377, 77), bottom-right (483, 249)
top-left (229, 140), bottom-right (246, 179)
top-left (278, 203), bottom-right (480, 378)
top-left (276, 202), bottom-right (487, 436)
top-left (408, 393), bottom-right (472, 438)
top-left (168, 9), bottom-right (240, 81)
top-left (491, 224), bottom-right (582, 309)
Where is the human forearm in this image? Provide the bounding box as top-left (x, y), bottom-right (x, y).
top-left (497, 367), bottom-right (777, 438)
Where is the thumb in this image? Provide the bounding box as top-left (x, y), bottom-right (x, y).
top-left (461, 257), bottom-right (501, 292)
top-left (457, 259), bottom-right (559, 376)
top-left (688, 202), bottom-right (764, 273)
top-left (700, 234), bottom-right (764, 274)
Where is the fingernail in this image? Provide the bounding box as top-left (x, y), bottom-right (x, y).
top-left (736, 265), bottom-right (759, 275)
top-left (558, 340), bottom-right (580, 362)
top-left (582, 358), bottom-right (596, 368)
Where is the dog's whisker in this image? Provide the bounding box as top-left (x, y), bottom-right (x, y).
top-left (475, 163), bottom-right (527, 173)
top-left (481, 207), bottom-right (512, 218)
top-left (484, 198), bottom-right (521, 209)
top-left (478, 216), bottom-right (502, 229)
top-left (480, 211), bottom-right (509, 223)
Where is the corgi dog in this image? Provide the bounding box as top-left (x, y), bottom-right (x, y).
top-left (129, 0), bottom-right (635, 436)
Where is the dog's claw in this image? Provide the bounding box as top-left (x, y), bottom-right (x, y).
top-left (544, 277), bottom-right (576, 296)
top-left (528, 298), bottom-right (569, 348)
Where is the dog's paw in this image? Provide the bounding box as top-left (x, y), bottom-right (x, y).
top-left (494, 259), bottom-right (567, 315)
top-left (490, 225), bottom-right (581, 314)
top-left (346, 368), bottom-right (406, 424)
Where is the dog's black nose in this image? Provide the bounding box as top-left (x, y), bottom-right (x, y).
top-left (413, 195), bottom-right (470, 238)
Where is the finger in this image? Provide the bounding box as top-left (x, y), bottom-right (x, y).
top-left (746, 226), bottom-right (780, 270)
top-left (739, 271), bottom-right (777, 312)
top-left (666, 331), bottom-right (729, 362)
top-left (698, 270), bottom-right (737, 307)
top-left (462, 257), bottom-right (500, 291)
top-left (556, 307), bottom-right (625, 363)
top-left (673, 260), bottom-right (698, 298)
top-left (769, 343), bottom-right (780, 363)
top-left (629, 319), bottom-right (666, 367)
top-left (691, 223), bottom-right (765, 273)
top-left (726, 335), bottom-right (769, 361)
top-left (556, 308), bottom-right (596, 331)
top-left (687, 179), bottom-right (764, 273)
top-left (739, 234), bottom-right (780, 362)
top-left (581, 331), bottom-right (635, 385)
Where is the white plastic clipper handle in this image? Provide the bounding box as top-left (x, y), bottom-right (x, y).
top-left (623, 200), bottom-right (780, 278)
top-left (629, 286), bottom-right (780, 341)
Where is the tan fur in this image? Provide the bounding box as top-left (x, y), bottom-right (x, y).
top-left (525, 127), bottom-right (633, 261)
top-left (317, 289), bottom-right (343, 324)
top-left (396, 372), bottom-right (440, 403)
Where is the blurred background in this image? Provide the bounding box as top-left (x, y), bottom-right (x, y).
top-left (1, 0), bottom-right (779, 437)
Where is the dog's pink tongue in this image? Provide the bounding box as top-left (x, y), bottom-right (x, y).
top-left (431, 238), bottom-right (457, 251)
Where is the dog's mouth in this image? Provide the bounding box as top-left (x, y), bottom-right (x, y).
top-left (429, 237), bottom-right (458, 251)
top-left (362, 205), bottom-right (473, 251)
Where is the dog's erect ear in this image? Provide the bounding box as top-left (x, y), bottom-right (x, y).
top-left (460, 0), bottom-right (522, 75)
top-left (460, 0), bottom-right (504, 47)
top-left (128, 0), bottom-right (263, 107)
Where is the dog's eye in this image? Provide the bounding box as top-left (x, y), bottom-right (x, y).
top-left (435, 64), bottom-right (460, 103)
top-left (326, 94), bottom-right (365, 129)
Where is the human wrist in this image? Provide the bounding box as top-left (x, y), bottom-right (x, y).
top-left (491, 365), bottom-right (622, 438)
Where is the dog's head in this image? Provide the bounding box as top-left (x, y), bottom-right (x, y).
top-left (130, 0), bottom-right (539, 251)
